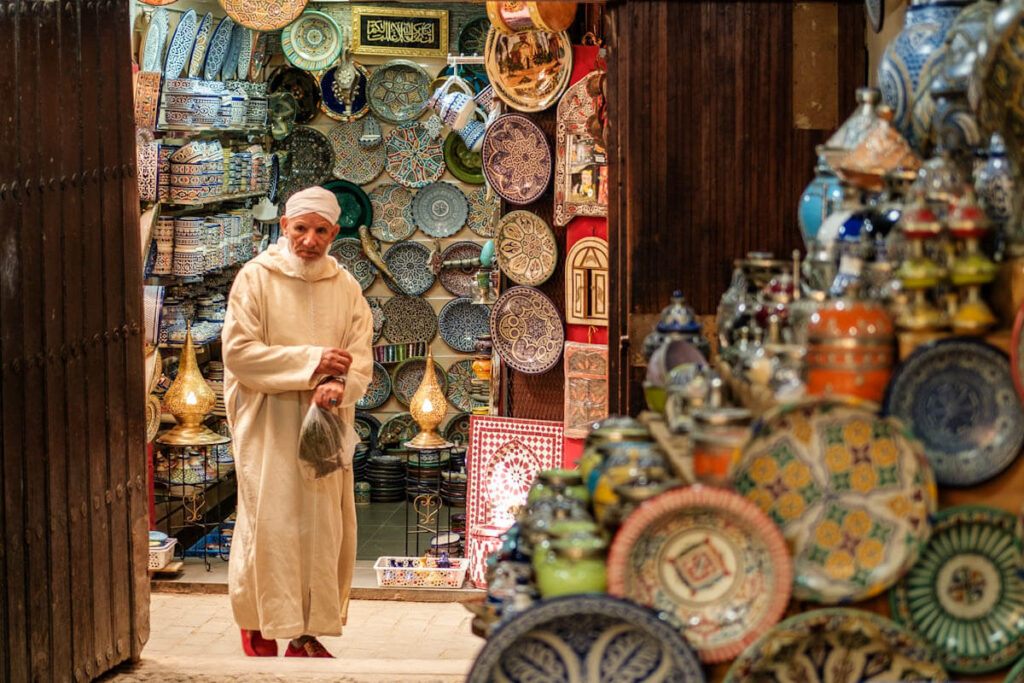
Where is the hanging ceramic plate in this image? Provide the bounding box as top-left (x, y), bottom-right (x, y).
top-left (268, 66), bottom-right (321, 124)
top-left (733, 397), bottom-right (937, 604)
top-left (724, 608), bottom-right (947, 682)
top-left (382, 295), bottom-right (437, 344)
top-left (496, 210), bottom-right (558, 286)
top-left (1006, 656), bottom-right (1024, 683)
top-left (458, 16), bottom-right (491, 78)
top-left (391, 357), bottom-right (448, 408)
top-left (378, 412), bottom-right (418, 447)
top-left (221, 22), bottom-right (244, 80)
top-left (385, 122), bottom-right (446, 189)
top-left (484, 27), bottom-right (572, 112)
top-left (607, 487), bottom-right (793, 663)
top-left (329, 237), bottom-right (376, 291)
top-left (328, 120), bottom-right (385, 185)
top-left (139, 0), bottom-right (176, 6)
top-left (368, 59), bottom-right (431, 124)
top-left (366, 295), bottom-right (386, 344)
top-left (883, 338), bottom-right (1024, 487)
top-left (466, 186), bottom-right (500, 238)
top-left (320, 63), bottom-right (370, 122)
top-left (267, 153), bottom-right (280, 203)
top-left (163, 9), bottom-right (198, 80)
top-left (467, 595), bottom-right (705, 683)
top-left (369, 183), bottom-right (415, 243)
top-left (276, 126), bottom-right (333, 202)
top-left (204, 16), bottom-right (235, 81)
top-left (445, 360), bottom-right (475, 412)
top-left (187, 12), bottom-right (215, 79)
top-left (438, 241), bottom-right (482, 298)
top-left (412, 182), bottom-right (469, 238)
top-left (281, 10), bottom-right (342, 72)
top-left (382, 241), bottom-right (436, 296)
top-left (354, 411), bottom-right (381, 447)
top-left (220, 0), bottom-right (307, 32)
top-left (141, 8), bottom-right (168, 73)
top-left (443, 411), bottom-right (471, 447)
top-left (891, 505), bottom-right (1024, 674)
top-left (438, 298), bottom-right (490, 354)
top-left (482, 114), bottom-right (552, 205)
top-left (444, 132), bottom-right (485, 185)
top-left (321, 180), bottom-right (373, 238)
top-left (1010, 301), bottom-right (1024, 403)
top-left (356, 361), bottom-right (391, 410)
top-left (490, 286), bottom-right (564, 375)
top-left (248, 32), bottom-right (268, 81)
top-left (866, 0), bottom-right (885, 33)
top-left (236, 27), bottom-right (254, 81)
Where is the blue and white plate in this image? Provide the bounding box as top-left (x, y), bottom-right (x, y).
top-left (412, 181), bottom-right (468, 238)
top-left (187, 12), bottom-right (215, 79)
top-left (221, 22), bottom-right (244, 81)
top-left (236, 27), bottom-right (254, 82)
top-left (438, 297), bottom-right (490, 353)
top-left (382, 241), bottom-right (435, 296)
top-left (884, 338), bottom-right (1024, 486)
top-left (163, 9), bottom-right (197, 79)
top-left (356, 361), bottom-right (391, 410)
top-left (142, 8), bottom-right (169, 73)
top-left (204, 16), bottom-right (235, 81)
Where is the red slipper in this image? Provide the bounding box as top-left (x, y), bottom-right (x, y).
top-left (240, 629), bottom-right (278, 657)
top-left (285, 637), bottom-right (334, 658)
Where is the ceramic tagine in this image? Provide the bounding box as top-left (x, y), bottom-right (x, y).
top-left (641, 290), bottom-right (709, 361)
top-left (819, 87), bottom-right (883, 169)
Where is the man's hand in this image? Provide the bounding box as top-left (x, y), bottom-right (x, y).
top-left (315, 348), bottom-right (352, 376)
top-left (312, 380), bottom-right (346, 410)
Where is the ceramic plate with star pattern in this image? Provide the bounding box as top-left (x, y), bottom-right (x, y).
top-left (481, 114), bottom-right (552, 205)
top-left (367, 59), bottom-right (431, 124)
top-left (382, 240), bottom-right (435, 296)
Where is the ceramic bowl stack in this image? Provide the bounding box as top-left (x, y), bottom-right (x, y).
top-left (172, 217), bottom-right (205, 277)
top-left (231, 81), bottom-right (269, 127)
top-left (153, 216), bottom-right (175, 275)
top-left (160, 79), bottom-right (229, 128)
top-left (451, 512), bottom-right (466, 536)
top-left (428, 531), bottom-right (463, 558)
top-left (204, 361), bottom-right (226, 416)
top-left (353, 443), bottom-right (370, 483)
top-left (169, 140), bottom-right (225, 202)
top-left (202, 216), bottom-right (224, 272)
top-left (441, 470), bottom-right (468, 507)
top-left (367, 454), bottom-right (406, 502)
top-left (406, 449), bottom-right (451, 500)
top-left (196, 292), bottom-right (227, 323)
top-left (157, 143), bottom-right (177, 202)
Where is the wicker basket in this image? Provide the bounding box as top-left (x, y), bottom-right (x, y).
top-left (373, 556), bottom-right (468, 588)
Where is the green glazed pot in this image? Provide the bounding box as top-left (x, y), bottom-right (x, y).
top-left (533, 536), bottom-right (607, 598)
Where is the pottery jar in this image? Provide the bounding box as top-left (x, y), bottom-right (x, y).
top-left (517, 494), bottom-right (590, 554)
top-left (641, 290), bottom-right (708, 361)
top-left (799, 154), bottom-right (845, 245)
top-left (527, 469), bottom-right (588, 505)
top-left (532, 535), bottom-right (607, 599)
top-left (591, 442), bottom-right (669, 525)
top-left (690, 407), bottom-right (753, 487)
top-left (579, 416), bottom-right (651, 494)
top-left (603, 477), bottom-right (683, 533)
top-left (806, 298), bottom-right (895, 403)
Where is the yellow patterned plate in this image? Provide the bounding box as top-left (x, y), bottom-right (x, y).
top-left (219, 0), bottom-right (307, 32)
top-left (496, 210), bottom-right (557, 286)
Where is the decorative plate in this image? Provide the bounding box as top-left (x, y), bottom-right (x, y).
top-left (439, 298), bottom-right (490, 353)
top-left (724, 608), bottom-right (947, 682)
top-left (328, 120), bottom-right (385, 185)
top-left (187, 12), bottom-right (215, 79)
top-left (221, 22), bottom-right (243, 80)
top-left (490, 286), bottom-right (564, 375)
top-left (236, 27), bottom-right (254, 81)
top-left (607, 486), bottom-right (793, 663)
top-left (329, 237), bottom-right (376, 291)
top-left (354, 410), bottom-right (381, 447)
top-left (482, 114), bottom-right (552, 205)
top-left (446, 360), bottom-right (475, 412)
top-left (385, 123), bottom-right (446, 189)
top-left (320, 63), bottom-right (370, 122)
top-left (369, 183), bottom-right (415, 243)
top-left (382, 240), bottom-right (436, 296)
top-left (467, 595), bottom-right (705, 683)
top-left (321, 180), bottom-right (373, 238)
top-left (867, 0), bottom-right (885, 33)
top-left (204, 16), bottom-right (235, 82)
top-left (366, 295), bottom-right (385, 344)
top-left (139, 0), bottom-right (176, 6)
top-left (466, 186), bottom-right (500, 238)
top-left (443, 132), bottom-right (485, 185)
top-left (484, 27), bottom-right (572, 113)
top-left (378, 412), bottom-right (418, 447)
top-left (883, 338), bottom-right (1024, 487)
top-left (356, 361), bottom-right (391, 410)
top-left (496, 210), bottom-right (558, 286)
top-left (146, 395), bottom-right (162, 443)
top-left (1011, 301), bottom-right (1024, 403)
top-left (281, 10), bottom-right (342, 72)
top-left (268, 153), bottom-right (280, 203)
top-left (248, 32), bottom-right (268, 81)
top-left (458, 16), bottom-right (490, 78)
top-left (141, 8), bottom-right (168, 73)
top-left (1007, 656), bottom-right (1024, 683)
top-left (733, 397), bottom-right (937, 604)
top-left (412, 182), bottom-right (468, 238)
top-left (891, 505), bottom-right (1024, 674)
top-left (367, 59), bottom-right (431, 124)
top-left (554, 72), bottom-right (608, 226)
top-left (220, 0), bottom-right (307, 32)
top-left (438, 241), bottom-right (482, 298)
top-left (268, 66), bottom-right (321, 124)
top-left (277, 126), bottom-right (333, 202)
top-left (163, 9), bottom-right (198, 80)
top-left (382, 295), bottom-right (437, 344)
top-left (391, 357), bottom-right (448, 408)
top-left (443, 411), bottom-right (472, 447)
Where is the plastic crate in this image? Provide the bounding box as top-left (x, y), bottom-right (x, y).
top-left (373, 556), bottom-right (468, 588)
top-left (149, 538), bottom-right (177, 570)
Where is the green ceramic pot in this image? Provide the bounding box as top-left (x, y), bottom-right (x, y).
top-left (533, 536), bottom-right (607, 598)
top-left (527, 468), bottom-right (589, 504)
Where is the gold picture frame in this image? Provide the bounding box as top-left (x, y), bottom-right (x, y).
top-left (351, 6), bottom-right (449, 58)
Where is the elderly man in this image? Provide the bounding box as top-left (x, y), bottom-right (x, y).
top-left (222, 186), bottom-right (373, 658)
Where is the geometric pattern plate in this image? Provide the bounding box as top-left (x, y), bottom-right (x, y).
top-left (438, 297), bottom-right (490, 353)
top-left (466, 186), bottom-right (500, 238)
top-left (438, 241), bottom-right (483, 298)
top-left (220, 0), bottom-right (308, 32)
top-left (382, 295), bottom-right (437, 345)
top-left (445, 360), bottom-right (475, 412)
top-left (356, 361), bottom-right (391, 410)
top-left (496, 210), bottom-right (558, 286)
top-left (328, 120), bottom-right (385, 185)
top-left (482, 113), bottom-right (552, 205)
top-left (490, 286), bottom-right (564, 375)
top-left (443, 411), bottom-right (472, 447)
top-left (412, 181), bottom-right (468, 238)
top-left (367, 59), bottom-right (431, 124)
top-left (280, 10), bottom-right (342, 72)
top-left (329, 237), bottom-right (376, 291)
top-left (385, 122), bottom-right (446, 189)
top-left (204, 16), bottom-right (235, 82)
top-left (382, 240), bottom-right (435, 296)
top-left (164, 9), bottom-right (198, 80)
top-left (368, 182), bottom-right (415, 243)
top-left (277, 126), bottom-right (334, 202)
top-left (390, 356), bottom-right (447, 408)
top-left (188, 12), bottom-right (215, 79)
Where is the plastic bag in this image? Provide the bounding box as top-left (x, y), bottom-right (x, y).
top-left (297, 404), bottom-right (351, 480)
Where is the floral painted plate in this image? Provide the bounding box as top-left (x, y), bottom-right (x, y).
top-left (490, 286), bottom-right (564, 375)
top-left (378, 411), bottom-right (419, 447)
top-left (724, 609), bottom-right (947, 682)
top-left (369, 183), bottom-right (415, 242)
top-left (496, 210), bottom-right (558, 286)
top-left (883, 338), bottom-right (1024, 487)
top-left (443, 411), bottom-right (472, 447)
top-left (446, 360), bottom-right (475, 412)
top-left (439, 241), bottom-right (483, 298)
top-left (367, 59), bottom-right (431, 124)
top-left (891, 505), bottom-right (1024, 674)
top-left (187, 12), bottom-right (214, 79)
top-left (281, 11), bottom-right (343, 72)
top-left (221, 0), bottom-right (307, 31)
top-left (329, 237), bottom-right (376, 291)
top-left (382, 295), bottom-right (437, 344)
top-left (320, 63), bottom-right (370, 122)
top-left (733, 397), bottom-right (937, 604)
top-left (328, 121), bottom-right (384, 185)
top-left (385, 122), bottom-right (446, 189)
top-left (439, 298), bottom-right (490, 353)
top-left (276, 126), bottom-right (333, 201)
top-left (354, 411), bottom-right (381, 447)
top-left (356, 361), bottom-right (392, 410)
top-left (163, 9), bottom-right (198, 80)
top-left (391, 357), bottom-right (448, 407)
top-left (413, 181), bottom-right (468, 238)
top-left (466, 186), bottom-right (500, 238)
top-left (484, 27), bottom-right (572, 112)
top-left (321, 180), bottom-right (372, 238)
top-left (482, 114), bottom-right (552, 205)
top-left (444, 131), bottom-right (485, 185)
top-left (268, 66), bottom-right (321, 124)
top-left (204, 16), bottom-right (234, 81)
top-left (382, 240), bottom-right (435, 296)
top-left (366, 296), bottom-right (385, 344)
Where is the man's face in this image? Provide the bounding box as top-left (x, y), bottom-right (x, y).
top-left (280, 213), bottom-right (339, 260)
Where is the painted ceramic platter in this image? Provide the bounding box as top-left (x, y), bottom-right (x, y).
top-left (1011, 301), bottom-right (1024, 403)
top-left (466, 186), bottom-right (500, 238)
top-left (467, 595), bottom-right (705, 683)
top-left (369, 183), bottom-right (415, 243)
top-left (413, 181), bottom-right (468, 238)
top-left (141, 8), bottom-right (168, 73)
top-left (382, 241), bottom-right (435, 296)
top-left (281, 10), bottom-right (342, 72)
top-left (268, 66), bottom-right (321, 124)
top-left (1007, 656), bottom-right (1024, 683)
top-left (391, 357), bottom-right (448, 408)
top-left (439, 298), bottom-right (490, 353)
top-left (221, 0), bottom-right (307, 32)
top-left (163, 9), bottom-right (198, 80)
top-left (329, 237), bottom-right (376, 291)
top-left (458, 16), bottom-right (490, 78)
top-left (236, 27), bottom-right (254, 80)
top-left (444, 132), bottom-right (485, 185)
top-left (354, 411), bottom-right (381, 447)
top-left (378, 412), bottom-right (419, 447)
top-left (366, 295), bottom-right (385, 344)
top-left (320, 63), bottom-right (370, 122)
top-left (733, 397), bottom-right (937, 604)
top-left (438, 241), bottom-right (483, 298)
top-left (367, 59), bottom-right (431, 124)
top-left (248, 32), bottom-right (268, 81)
top-left (267, 153), bottom-right (280, 203)
top-left (496, 210), bottom-right (558, 286)
top-left (385, 123), bottom-right (446, 189)
top-left (321, 180), bottom-right (372, 238)
top-left (356, 361), bottom-right (391, 411)
top-left (221, 22), bottom-right (244, 80)
top-left (891, 505), bottom-right (1024, 674)
top-left (187, 12), bottom-right (214, 79)
top-left (328, 120), bottom-right (384, 185)
top-left (445, 360), bottom-right (475, 412)
top-left (382, 295), bottom-right (437, 344)
top-left (204, 16), bottom-right (235, 81)
top-left (724, 608), bottom-right (948, 682)
top-left (490, 286), bottom-right (564, 375)
top-left (883, 338), bottom-right (1024, 487)
top-left (482, 114), bottom-right (552, 205)
top-left (277, 126), bottom-right (333, 201)
top-left (484, 27), bottom-right (573, 113)
top-left (443, 411), bottom-right (472, 447)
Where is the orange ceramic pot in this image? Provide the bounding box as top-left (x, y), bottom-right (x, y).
top-left (806, 299), bottom-right (895, 403)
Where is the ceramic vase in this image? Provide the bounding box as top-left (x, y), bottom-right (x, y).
top-left (799, 156), bottom-right (844, 246)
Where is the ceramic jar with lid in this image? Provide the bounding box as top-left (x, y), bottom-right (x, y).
top-left (591, 442), bottom-right (670, 525)
top-left (806, 298), bottom-right (895, 403)
top-left (690, 407), bottom-right (754, 487)
top-left (579, 416), bottom-right (651, 493)
top-left (641, 290), bottom-right (709, 361)
top-left (533, 535), bottom-right (607, 599)
top-left (527, 469), bottom-right (588, 505)
top-left (799, 154), bottom-right (845, 246)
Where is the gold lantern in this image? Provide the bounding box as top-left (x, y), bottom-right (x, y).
top-left (156, 325), bottom-right (230, 446)
top-left (408, 348), bottom-right (451, 450)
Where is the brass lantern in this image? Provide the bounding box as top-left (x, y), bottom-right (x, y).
top-left (156, 325), bottom-right (230, 446)
top-left (408, 348), bottom-right (451, 450)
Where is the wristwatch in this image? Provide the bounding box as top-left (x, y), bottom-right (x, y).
top-left (332, 374), bottom-right (347, 385)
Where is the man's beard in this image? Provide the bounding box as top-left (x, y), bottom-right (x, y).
top-left (281, 236), bottom-right (327, 278)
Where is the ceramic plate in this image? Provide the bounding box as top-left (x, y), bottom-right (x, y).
top-left (268, 153), bottom-right (280, 203)
top-left (268, 66), bottom-right (321, 124)
top-left (439, 298), bottom-right (490, 353)
top-left (369, 183), bottom-right (415, 242)
top-left (466, 186), bottom-right (500, 238)
top-left (378, 412), bottom-right (418, 447)
top-left (320, 63), bottom-right (370, 122)
top-left (891, 505), bottom-right (1024, 674)
top-left (321, 180), bottom-right (372, 238)
top-left (329, 237), bottom-right (376, 291)
top-left (724, 608), bottom-right (947, 682)
top-left (187, 12), bottom-right (214, 79)
top-left (413, 181), bottom-right (468, 238)
top-left (467, 595), bottom-right (705, 683)
top-left (446, 360), bottom-right (475, 412)
top-left (356, 361), bottom-right (391, 410)
top-left (458, 16), bottom-right (490, 78)
top-left (382, 241), bottom-right (435, 296)
top-left (382, 295), bottom-right (437, 344)
top-left (385, 122), bottom-right (446, 189)
top-left (367, 59), bottom-right (431, 124)
top-left (438, 241), bottom-right (482, 298)
top-left (496, 210), bottom-right (558, 286)
top-left (354, 411), bottom-right (381, 447)
top-left (1011, 301), bottom-right (1024, 403)
top-left (141, 8), bottom-right (168, 73)
top-left (482, 114), bottom-right (552, 205)
top-left (236, 27), bottom-right (254, 80)
top-left (248, 32), bottom-right (268, 81)
top-left (391, 357), bottom-right (448, 408)
top-left (366, 295), bottom-right (385, 344)
top-left (277, 126), bottom-right (333, 202)
top-left (444, 131), bottom-right (485, 185)
top-left (282, 10), bottom-right (342, 72)
top-left (883, 338), bottom-right (1024, 487)
top-left (443, 411), bottom-right (472, 447)
top-left (163, 9), bottom-right (198, 80)
top-left (221, 22), bottom-right (244, 80)
top-left (1006, 656), bottom-right (1024, 683)
top-left (484, 27), bottom-right (572, 112)
top-left (328, 120), bottom-right (385, 185)
top-left (733, 397), bottom-right (937, 604)
top-left (607, 487), bottom-right (793, 663)
top-left (490, 286), bottom-right (564, 375)
top-left (204, 16), bottom-right (235, 81)
top-left (867, 0), bottom-right (885, 33)
top-left (221, 0), bottom-right (307, 31)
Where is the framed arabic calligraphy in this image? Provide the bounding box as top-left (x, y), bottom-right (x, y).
top-left (351, 6), bottom-right (449, 58)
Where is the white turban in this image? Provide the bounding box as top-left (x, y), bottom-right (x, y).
top-left (284, 186), bottom-right (340, 225)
